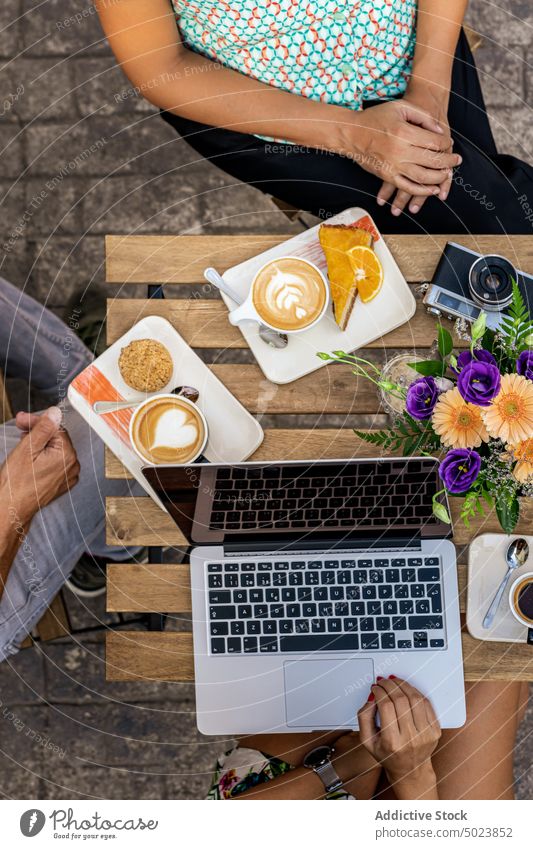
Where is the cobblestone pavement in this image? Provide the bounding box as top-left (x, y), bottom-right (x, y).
top-left (0, 1), bottom-right (532, 799)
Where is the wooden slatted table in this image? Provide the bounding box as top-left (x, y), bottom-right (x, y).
top-left (104, 234), bottom-right (533, 684)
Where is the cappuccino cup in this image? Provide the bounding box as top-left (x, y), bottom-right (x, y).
top-left (129, 391), bottom-right (208, 466)
top-left (509, 572), bottom-right (533, 645)
top-left (228, 256), bottom-right (329, 334)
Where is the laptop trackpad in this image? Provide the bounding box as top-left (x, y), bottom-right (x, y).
top-left (284, 659), bottom-right (374, 728)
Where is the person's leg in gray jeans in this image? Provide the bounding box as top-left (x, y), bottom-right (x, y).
top-left (0, 277), bottom-right (139, 660)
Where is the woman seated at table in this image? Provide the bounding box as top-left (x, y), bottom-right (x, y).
top-left (97, 0), bottom-right (533, 234)
top-left (207, 677), bottom-right (528, 800)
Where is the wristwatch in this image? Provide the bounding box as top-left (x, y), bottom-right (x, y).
top-left (302, 745), bottom-right (344, 794)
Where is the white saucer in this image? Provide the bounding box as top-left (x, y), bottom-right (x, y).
top-left (466, 533), bottom-right (533, 643)
top-left (68, 316), bottom-right (264, 510)
top-left (220, 207), bottom-right (416, 385)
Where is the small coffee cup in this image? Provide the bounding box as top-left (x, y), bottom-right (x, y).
top-left (129, 390), bottom-right (208, 466)
top-left (228, 255), bottom-right (329, 334)
top-left (509, 572), bottom-right (533, 645)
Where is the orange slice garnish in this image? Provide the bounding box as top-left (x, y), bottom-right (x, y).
top-left (347, 246), bottom-right (384, 303)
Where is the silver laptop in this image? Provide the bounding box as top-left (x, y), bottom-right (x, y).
top-left (144, 457), bottom-right (466, 734)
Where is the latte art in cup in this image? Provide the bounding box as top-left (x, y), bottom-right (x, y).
top-left (252, 258), bottom-right (327, 331)
top-left (131, 396), bottom-right (206, 464)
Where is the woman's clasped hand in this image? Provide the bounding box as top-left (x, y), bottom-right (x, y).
top-left (336, 100), bottom-right (461, 210)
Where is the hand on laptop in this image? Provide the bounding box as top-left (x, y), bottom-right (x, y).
top-left (0, 407), bottom-right (80, 525)
top-left (358, 675), bottom-right (441, 800)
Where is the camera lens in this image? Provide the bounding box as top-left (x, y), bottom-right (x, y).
top-left (468, 254), bottom-right (515, 311)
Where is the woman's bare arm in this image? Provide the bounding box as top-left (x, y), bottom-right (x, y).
top-left (378, 0), bottom-right (468, 214)
top-left (410, 0), bottom-right (469, 96)
top-left (96, 0), bottom-right (355, 148)
top-left (95, 0), bottom-right (459, 196)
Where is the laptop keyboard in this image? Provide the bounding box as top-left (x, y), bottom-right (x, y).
top-left (209, 462), bottom-right (438, 532)
top-left (206, 555), bottom-right (446, 655)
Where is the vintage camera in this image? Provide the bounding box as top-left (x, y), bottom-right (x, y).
top-left (423, 242), bottom-right (533, 331)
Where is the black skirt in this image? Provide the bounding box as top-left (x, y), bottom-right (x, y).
top-left (161, 30), bottom-right (533, 235)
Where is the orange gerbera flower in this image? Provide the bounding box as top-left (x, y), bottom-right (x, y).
top-left (432, 387), bottom-right (489, 448)
top-left (507, 438), bottom-right (533, 483)
top-left (482, 373), bottom-right (533, 444)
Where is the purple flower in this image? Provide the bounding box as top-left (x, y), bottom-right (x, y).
top-left (439, 449), bottom-right (482, 494)
top-left (451, 348), bottom-right (497, 376)
top-left (516, 350), bottom-right (533, 381)
top-left (457, 360), bottom-right (501, 406)
top-left (406, 376), bottom-right (439, 420)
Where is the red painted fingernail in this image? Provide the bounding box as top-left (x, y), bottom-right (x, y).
top-left (389, 675), bottom-right (397, 679)
top-left (368, 693), bottom-right (375, 702)
top-left (376, 676), bottom-right (384, 681)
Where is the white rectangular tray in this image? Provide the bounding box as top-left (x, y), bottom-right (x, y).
top-left (68, 316), bottom-right (264, 511)
top-left (466, 533), bottom-right (533, 643)
top-left (221, 207), bottom-right (416, 384)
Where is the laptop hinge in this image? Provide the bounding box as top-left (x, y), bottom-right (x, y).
top-left (223, 535), bottom-right (422, 556)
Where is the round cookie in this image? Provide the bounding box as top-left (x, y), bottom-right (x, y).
top-left (119, 339), bottom-right (173, 393)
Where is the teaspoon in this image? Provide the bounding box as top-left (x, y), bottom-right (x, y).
top-left (482, 537), bottom-right (529, 629)
top-left (203, 267), bottom-right (288, 349)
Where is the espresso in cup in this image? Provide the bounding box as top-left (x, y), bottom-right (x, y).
top-left (130, 394), bottom-right (207, 465)
top-left (509, 572), bottom-right (533, 645)
top-left (252, 257), bottom-right (327, 332)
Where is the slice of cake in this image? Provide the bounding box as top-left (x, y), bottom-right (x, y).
top-left (319, 224), bottom-right (373, 330)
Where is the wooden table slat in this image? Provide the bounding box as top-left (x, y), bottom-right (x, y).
top-left (105, 630), bottom-right (533, 682)
top-left (101, 362), bottom-right (384, 415)
top-left (107, 564), bottom-right (192, 612)
top-left (106, 495), bottom-right (533, 548)
top-left (106, 632), bottom-right (195, 682)
top-left (106, 295), bottom-right (465, 351)
top-left (105, 235), bottom-right (533, 285)
top-left (105, 430), bottom-right (400, 479)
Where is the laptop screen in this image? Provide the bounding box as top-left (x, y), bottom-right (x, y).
top-left (142, 457), bottom-right (449, 546)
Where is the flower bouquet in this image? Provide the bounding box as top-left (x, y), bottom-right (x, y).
top-left (318, 282), bottom-right (533, 533)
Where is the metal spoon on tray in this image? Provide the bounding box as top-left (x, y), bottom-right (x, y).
top-left (482, 537), bottom-right (529, 629)
top-left (93, 386), bottom-right (199, 415)
top-left (203, 266), bottom-right (288, 349)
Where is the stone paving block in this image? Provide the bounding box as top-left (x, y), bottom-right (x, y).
top-left (0, 240), bottom-right (29, 293)
top-left (26, 236), bottom-right (143, 306)
top-left (0, 1), bottom-right (20, 59)
top-left (0, 706), bottom-right (52, 767)
top-left (488, 108), bottom-right (533, 161)
top-left (25, 120), bottom-right (116, 178)
top-left (0, 766), bottom-right (41, 799)
top-left (1, 58), bottom-right (76, 122)
top-left (43, 642), bottom-right (195, 705)
top-left (475, 44), bottom-right (525, 108)
top-left (23, 178), bottom-right (84, 235)
top-left (40, 765), bottom-right (167, 799)
top-left (525, 48), bottom-right (533, 102)
top-left (0, 123), bottom-right (24, 174)
top-left (83, 174), bottom-right (205, 235)
top-left (45, 698), bottom-right (207, 767)
top-left (466, 0), bottom-right (533, 48)
top-left (514, 685), bottom-right (532, 800)
top-left (0, 648), bottom-right (46, 704)
top-left (1, 183), bottom-right (32, 256)
top-left (198, 183), bottom-right (307, 235)
top-left (73, 59), bottom-right (158, 117)
top-left (26, 235), bottom-right (106, 305)
top-left (21, 0), bottom-right (110, 56)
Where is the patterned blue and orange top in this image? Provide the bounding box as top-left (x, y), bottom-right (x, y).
top-left (171, 0), bottom-right (417, 111)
